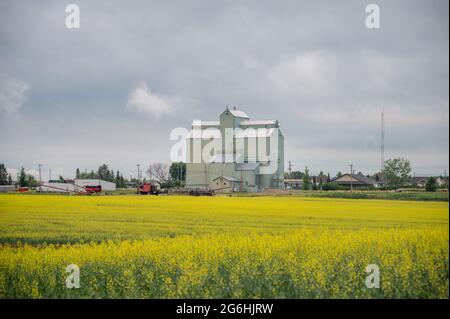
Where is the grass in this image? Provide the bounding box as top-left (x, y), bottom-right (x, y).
top-left (0, 194), bottom-right (448, 298)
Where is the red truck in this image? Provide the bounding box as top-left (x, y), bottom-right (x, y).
top-left (138, 183), bottom-right (159, 195)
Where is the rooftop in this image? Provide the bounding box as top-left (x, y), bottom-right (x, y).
top-left (228, 108), bottom-right (249, 118)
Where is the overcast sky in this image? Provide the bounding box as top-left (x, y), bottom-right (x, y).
top-left (0, 0), bottom-right (448, 179)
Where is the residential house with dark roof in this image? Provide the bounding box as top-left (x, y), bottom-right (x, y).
top-left (331, 173), bottom-right (378, 189)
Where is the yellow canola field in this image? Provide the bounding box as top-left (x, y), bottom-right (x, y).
top-left (0, 194), bottom-right (448, 298)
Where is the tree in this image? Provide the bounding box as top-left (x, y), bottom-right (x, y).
top-left (152, 163), bottom-right (170, 184)
top-left (115, 171), bottom-right (126, 188)
top-left (18, 166), bottom-right (27, 187)
top-left (26, 175), bottom-right (38, 187)
top-left (336, 172), bottom-right (343, 178)
top-left (302, 166), bottom-right (311, 190)
top-left (382, 158), bottom-right (411, 189)
top-left (0, 163), bottom-right (9, 185)
top-left (169, 162), bottom-right (186, 185)
top-left (425, 177), bottom-right (437, 192)
top-left (318, 170), bottom-right (325, 189)
top-left (115, 171), bottom-right (121, 187)
top-left (75, 168), bottom-right (81, 179)
top-left (97, 164), bottom-right (110, 181)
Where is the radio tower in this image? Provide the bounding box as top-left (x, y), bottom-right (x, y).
top-left (380, 110), bottom-right (385, 171)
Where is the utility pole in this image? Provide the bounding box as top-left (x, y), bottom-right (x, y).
top-left (350, 164), bottom-right (354, 198)
top-left (148, 165), bottom-right (152, 181)
top-left (136, 164), bottom-right (140, 193)
top-left (49, 169), bottom-right (51, 181)
top-left (287, 161), bottom-right (293, 194)
top-left (38, 164), bottom-right (42, 192)
top-left (288, 161), bottom-right (293, 178)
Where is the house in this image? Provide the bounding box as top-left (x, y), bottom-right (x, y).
top-left (185, 107), bottom-right (284, 192)
top-left (331, 173), bottom-right (377, 189)
top-left (410, 176), bottom-right (447, 188)
top-left (284, 179), bottom-right (303, 190)
top-left (211, 176), bottom-right (241, 193)
top-left (436, 176), bottom-right (448, 187)
top-left (410, 177), bottom-right (429, 188)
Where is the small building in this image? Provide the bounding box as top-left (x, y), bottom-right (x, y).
top-left (331, 173), bottom-right (377, 189)
top-left (212, 176), bottom-right (241, 193)
top-left (284, 179), bottom-right (303, 190)
top-left (0, 185), bottom-right (15, 193)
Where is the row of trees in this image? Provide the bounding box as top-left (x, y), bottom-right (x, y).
top-left (1, 163), bottom-right (38, 187)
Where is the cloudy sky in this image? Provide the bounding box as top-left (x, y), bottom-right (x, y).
top-left (0, 0), bottom-right (448, 179)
